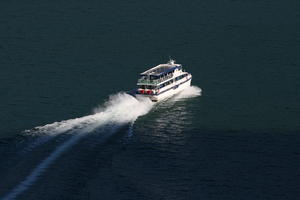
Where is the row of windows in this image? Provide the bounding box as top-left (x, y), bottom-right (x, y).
top-left (138, 74), bottom-right (188, 90)
top-left (158, 74), bottom-right (188, 89)
top-left (159, 79), bottom-right (174, 89)
top-left (175, 74), bottom-right (188, 81)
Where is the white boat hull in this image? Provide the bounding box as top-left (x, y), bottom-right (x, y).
top-left (136, 76), bottom-right (192, 102)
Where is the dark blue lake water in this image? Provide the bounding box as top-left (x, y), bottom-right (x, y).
top-left (0, 1), bottom-right (300, 199)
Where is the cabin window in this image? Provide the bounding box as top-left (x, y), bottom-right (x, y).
top-left (174, 74), bottom-right (188, 81)
top-left (159, 78), bottom-right (176, 88)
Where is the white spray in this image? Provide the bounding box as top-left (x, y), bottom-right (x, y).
top-left (2, 93), bottom-right (153, 200)
top-left (3, 86), bottom-right (201, 200)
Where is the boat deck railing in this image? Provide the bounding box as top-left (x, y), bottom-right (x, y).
top-left (137, 74), bottom-right (173, 85)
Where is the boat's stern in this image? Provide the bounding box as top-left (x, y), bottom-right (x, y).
top-left (135, 91), bottom-right (159, 102)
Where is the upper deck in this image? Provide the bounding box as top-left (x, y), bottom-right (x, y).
top-left (141, 63), bottom-right (181, 77)
top-left (137, 60), bottom-right (184, 85)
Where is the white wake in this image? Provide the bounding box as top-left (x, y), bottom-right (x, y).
top-left (173, 85), bottom-right (202, 100)
top-left (26, 92), bottom-right (153, 136)
top-left (3, 86), bottom-right (201, 200)
top-left (3, 93), bottom-right (153, 200)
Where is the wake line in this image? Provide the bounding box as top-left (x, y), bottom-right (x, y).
top-left (19, 93), bottom-right (154, 154)
top-left (2, 133), bottom-right (84, 200)
top-left (2, 93), bottom-right (153, 200)
top-left (3, 86), bottom-right (201, 199)
top-left (3, 123), bottom-right (127, 200)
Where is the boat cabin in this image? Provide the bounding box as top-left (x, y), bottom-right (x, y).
top-left (137, 63), bottom-right (182, 85)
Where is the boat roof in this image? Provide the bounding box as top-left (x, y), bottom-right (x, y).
top-left (140, 60), bottom-right (182, 77)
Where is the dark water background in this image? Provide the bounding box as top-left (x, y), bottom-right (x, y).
top-left (0, 0), bottom-right (300, 199)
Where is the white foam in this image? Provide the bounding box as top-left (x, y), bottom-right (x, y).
top-left (4, 87), bottom-right (201, 199)
top-left (3, 93), bottom-right (153, 200)
top-left (173, 85), bottom-right (202, 100)
top-left (25, 93), bottom-right (153, 136)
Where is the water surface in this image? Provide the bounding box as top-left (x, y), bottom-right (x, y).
top-left (0, 0), bottom-right (300, 199)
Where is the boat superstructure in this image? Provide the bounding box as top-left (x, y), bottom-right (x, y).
top-left (135, 60), bottom-right (192, 102)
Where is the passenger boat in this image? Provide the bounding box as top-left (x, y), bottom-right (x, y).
top-left (134, 60), bottom-right (192, 102)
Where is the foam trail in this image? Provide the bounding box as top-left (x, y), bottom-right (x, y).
top-left (19, 93), bottom-right (153, 153)
top-left (30, 93), bottom-right (153, 135)
top-left (4, 87), bottom-right (201, 199)
top-left (173, 85), bottom-right (202, 100)
top-left (3, 93), bottom-right (153, 200)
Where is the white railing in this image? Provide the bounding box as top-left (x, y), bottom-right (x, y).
top-left (137, 74), bottom-right (173, 85)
